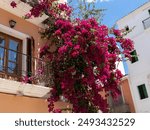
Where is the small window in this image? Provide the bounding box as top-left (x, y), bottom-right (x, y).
top-left (130, 50), bottom-right (138, 63)
top-left (125, 26), bottom-right (129, 31)
top-left (0, 32), bottom-right (22, 76)
top-left (148, 9), bottom-right (150, 15)
top-left (138, 84), bottom-right (148, 99)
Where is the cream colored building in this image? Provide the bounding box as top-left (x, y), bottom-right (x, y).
top-left (117, 1), bottom-right (150, 112)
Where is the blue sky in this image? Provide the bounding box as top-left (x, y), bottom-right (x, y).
top-left (97, 0), bottom-right (149, 27)
top-left (69, 0), bottom-right (149, 27)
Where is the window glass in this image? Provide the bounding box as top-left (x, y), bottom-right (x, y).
top-left (0, 37), bottom-right (5, 47)
top-left (0, 59), bottom-right (4, 71)
top-left (0, 36), bottom-right (5, 71)
top-left (138, 84), bottom-right (148, 99)
top-left (8, 62), bottom-right (17, 74)
top-left (7, 39), bottom-right (19, 74)
top-left (8, 50), bottom-right (17, 62)
top-left (0, 33), bottom-right (21, 76)
top-left (0, 47), bottom-right (5, 59)
top-left (0, 36), bottom-right (5, 59)
top-left (9, 39), bottom-right (19, 51)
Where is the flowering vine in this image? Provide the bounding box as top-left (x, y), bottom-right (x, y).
top-left (10, 0), bottom-right (134, 113)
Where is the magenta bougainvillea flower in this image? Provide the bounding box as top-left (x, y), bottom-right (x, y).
top-left (11, 0), bottom-right (134, 113)
top-left (10, 1), bottom-right (17, 8)
top-left (45, 18), bottom-right (134, 113)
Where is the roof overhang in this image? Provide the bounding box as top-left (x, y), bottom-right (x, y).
top-left (117, 1), bottom-right (150, 25)
top-left (0, 0), bottom-right (49, 27)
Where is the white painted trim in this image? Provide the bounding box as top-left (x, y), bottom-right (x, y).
top-left (0, 24), bottom-right (29, 38)
top-left (0, 78), bottom-right (51, 98)
top-left (0, 23), bottom-right (29, 75)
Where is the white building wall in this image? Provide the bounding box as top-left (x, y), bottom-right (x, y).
top-left (117, 2), bottom-right (150, 112)
top-left (117, 61), bottom-right (125, 76)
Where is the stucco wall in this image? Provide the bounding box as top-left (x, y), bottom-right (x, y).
top-left (0, 92), bottom-right (71, 113)
top-left (120, 78), bottom-right (135, 113)
top-left (0, 8), bottom-right (44, 57)
top-left (117, 2), bottom-right (150, 112)
top-left (0, 92), bottom-right (48, 113)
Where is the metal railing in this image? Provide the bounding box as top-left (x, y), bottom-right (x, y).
top-left (143, 17), bottom-right (150, 29)
top-left (20, 0), bottom-right (39, 6)
top-left (0, 46), bottom-right (52, 87)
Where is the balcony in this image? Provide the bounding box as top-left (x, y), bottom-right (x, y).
top-left (0, 45), bottom-right (52, 98)
top-left (143, 17), bottom-right (150, 29)
top-left (0, 45), bottom-right (52, 86)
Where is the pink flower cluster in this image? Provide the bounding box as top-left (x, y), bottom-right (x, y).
top-left (58, 3), bottom-right (72, 16)
top-left (39, 44), bottom-right (50, 58)
top-left (10, 0), bottom-right (134, 113)
top-left (44, 18), bottom-right (134, 113)
top-left (30, 0), bottom-right (50, 17)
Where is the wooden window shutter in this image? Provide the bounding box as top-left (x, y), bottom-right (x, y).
top-left (27, 37), bottom-right (34, 77)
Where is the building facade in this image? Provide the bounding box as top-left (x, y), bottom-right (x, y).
top-left (0, 0), bottom-right (72, 113)
top-left (117, 1), bottom-right (150, 112)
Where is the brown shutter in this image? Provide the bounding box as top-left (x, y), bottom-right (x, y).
top-left (26, 37), bottom-right (34, 78)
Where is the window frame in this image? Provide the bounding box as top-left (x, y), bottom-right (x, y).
top-left (0, 32), bottom-right (22, 79)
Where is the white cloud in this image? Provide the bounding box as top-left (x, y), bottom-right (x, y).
top-left (100, 0), bottom-right (110, 2)
top-left (63, 0), bottom-right (111, 3)
top-left (86, 0), bottom-right (96, 2)
top-left (86, 0), bottom-right (110, 2)
top-left (64, 0), bottom-right (68, 2)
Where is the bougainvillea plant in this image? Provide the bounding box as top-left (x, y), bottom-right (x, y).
top-left (10, 0), bottom-right (134, 113)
